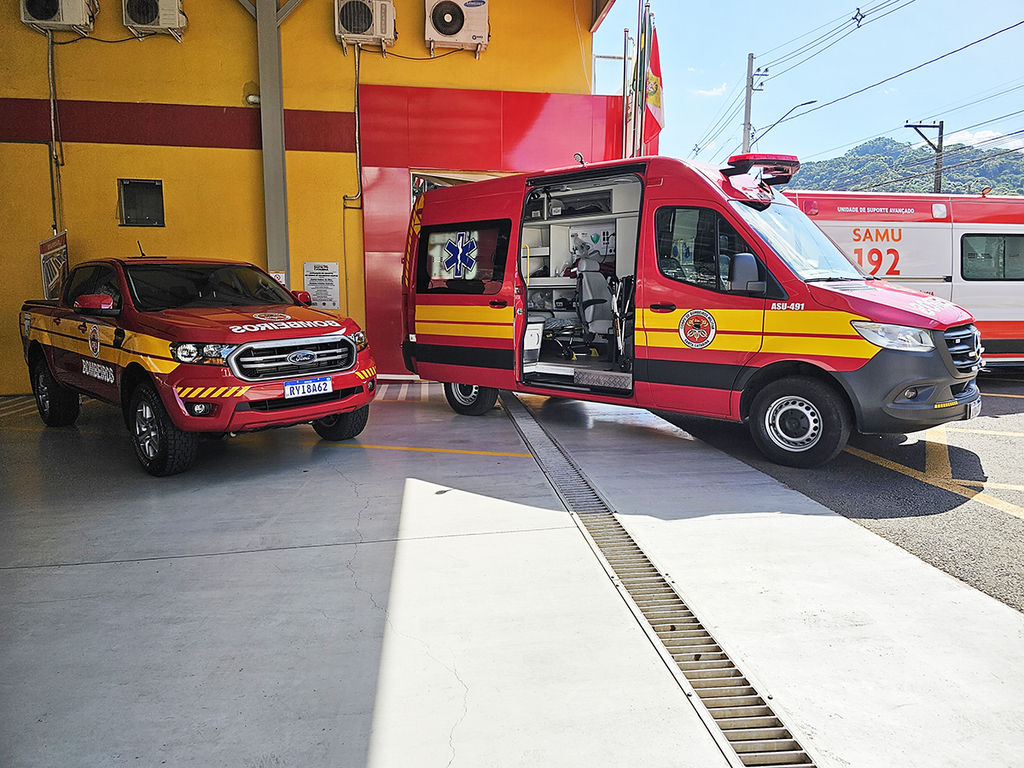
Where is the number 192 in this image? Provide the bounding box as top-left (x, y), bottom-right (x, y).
top-left (854, 247), bottom-right (901, 276)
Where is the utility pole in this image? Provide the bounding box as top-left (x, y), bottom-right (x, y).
top-left (906, 121), bottom-right (944, 193)
top-left (741, 54), bottom-right (767, 153)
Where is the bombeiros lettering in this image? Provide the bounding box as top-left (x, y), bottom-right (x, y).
top-left (82, 358), bottom-right (115, 384)
top-left (229, 320), bottom-right (342, 333)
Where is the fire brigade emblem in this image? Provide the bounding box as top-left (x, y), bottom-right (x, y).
top-left (253, 312), bottom-right (292, 321)
top-left (88, 324), bottom-right (101, 358)
top-left (679, 309), bottom-right (716, 349)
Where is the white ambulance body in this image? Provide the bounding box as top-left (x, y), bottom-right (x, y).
top-left (785, 190), bottom-right (1024, 365)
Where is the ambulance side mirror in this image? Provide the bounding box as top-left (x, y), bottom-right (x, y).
top-left (728, 253), bottom-right (766, 295)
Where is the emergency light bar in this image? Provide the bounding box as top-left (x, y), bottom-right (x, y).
top-left (722, 153), bottom-right (801, 186)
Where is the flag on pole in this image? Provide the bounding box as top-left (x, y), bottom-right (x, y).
top-left (643, 27), bottom-right (664, 147)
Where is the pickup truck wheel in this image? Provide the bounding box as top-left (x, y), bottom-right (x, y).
top-left (129, 382), bottom-right (198, 476)
top-left (312, 405), bottom-right (369, 441)
top-left (443, 383), bottom-right (499, 416)
top-left (31, 358), bottom-right (80, 427)
top-left (748, 376), bottom-right (851, 468)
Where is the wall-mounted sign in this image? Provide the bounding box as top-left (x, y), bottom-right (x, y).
top-left (303, 261), bottom-right (340, 310)
top-left (39, 231), bottom-right (69, 300)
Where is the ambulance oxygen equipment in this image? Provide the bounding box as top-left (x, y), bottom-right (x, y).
top-left (402, 154), bottom-right (982, 468)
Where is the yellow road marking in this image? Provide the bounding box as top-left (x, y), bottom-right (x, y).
top-left (0, 425), bottom-right (532, 459)
top-left (979, 392), bottom-right (1024, 399)
top-left (311, 441), bottom-right (532, 458)
top-left (946, 427), bottom-right (1024, 438)
top-left (924, 424), bottom-right (951, 480)
top-left (955, 480), bottom-right (1024, 492)
top-left (844, 445), bottom-right (1024, 521)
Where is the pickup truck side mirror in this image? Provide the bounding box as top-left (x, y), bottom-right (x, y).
top-left (73, 293), bottom-right (121, 317)
top-left (727, 253), bottom-right (767, 295)
top-left (293, 290), bottom-right (313, 306)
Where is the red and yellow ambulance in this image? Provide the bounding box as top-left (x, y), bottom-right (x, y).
top-left (401, 155), bottom-right (983, 467)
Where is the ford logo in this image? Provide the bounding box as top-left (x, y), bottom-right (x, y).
top-left (287, 350), bottom-right (317, 365)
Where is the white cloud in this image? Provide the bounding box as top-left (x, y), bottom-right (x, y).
top-left (693, 82), bottom-right (727, 97)
top-left (946, 129), bottom-right (1024, 150)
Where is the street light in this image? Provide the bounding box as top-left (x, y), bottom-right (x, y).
top-left (751, 100), bottom-right (817, 148)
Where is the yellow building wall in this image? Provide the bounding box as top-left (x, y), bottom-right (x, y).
top-left (0, 0), bottom-right (598, 394)
top-left (0, 144), bottom-right (56, 394)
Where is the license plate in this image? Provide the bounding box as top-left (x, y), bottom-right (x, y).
top-left (284, 376), bottom-right (333, 399)
top-left (965, 397), bottom-right (982, 420)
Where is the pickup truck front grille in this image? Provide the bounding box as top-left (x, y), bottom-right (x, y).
top-left (943, 324), bottom-right (983, 374)
top-left (228, 334), bottom-right (356, 382)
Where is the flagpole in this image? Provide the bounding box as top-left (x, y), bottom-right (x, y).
top-left (622, 28), bottom-right (632, 159)
top-left (635, 3), bottom-right (651, 157)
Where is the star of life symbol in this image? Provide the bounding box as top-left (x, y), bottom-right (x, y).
top-left (443, 232), bottom-right (478, 279)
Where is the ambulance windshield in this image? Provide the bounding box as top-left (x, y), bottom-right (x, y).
top-left (730, 201), bottom-right (865, 282)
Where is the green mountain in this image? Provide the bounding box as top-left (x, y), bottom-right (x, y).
top-left (784, 137), bottom-right (1024, 194)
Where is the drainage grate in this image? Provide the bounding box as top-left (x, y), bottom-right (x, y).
top-left (501, 392), bottom-right (818, 768)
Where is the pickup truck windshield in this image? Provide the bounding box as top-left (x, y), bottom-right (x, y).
top-left (124, 264), bottom-right (296, 311)
top-left (730, 201), bottom-right (865, 282)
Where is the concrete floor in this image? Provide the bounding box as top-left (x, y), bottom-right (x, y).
top-left (2, 384), bottom-right (1023, 767)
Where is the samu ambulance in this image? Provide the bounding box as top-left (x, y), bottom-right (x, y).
top-left (400, 154), bottom-right (983, 467)
top-left (783, 189), bottom-right (1024, 366)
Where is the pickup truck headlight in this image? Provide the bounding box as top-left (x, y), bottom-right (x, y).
top-left (350, 330), bottom-right (369, 352)
top-left (170, 342), bottom-right (236, 365)
top-left (851, 321), bottom-right (935, 352)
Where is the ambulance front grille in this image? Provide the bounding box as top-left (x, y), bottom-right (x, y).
top-left (943, 324), bottom-right (983, 374)
top-left (228, 335), bottom-right (356, 382)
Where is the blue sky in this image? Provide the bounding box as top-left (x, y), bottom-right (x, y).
top-left (592, 0), bottom-right (1024, 165)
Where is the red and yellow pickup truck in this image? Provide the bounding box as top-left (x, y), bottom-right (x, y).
top-left (20, 257), bottom-right (377, 475)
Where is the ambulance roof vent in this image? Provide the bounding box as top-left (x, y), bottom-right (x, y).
top-left (123, 0), bottom-right (187, 42)
top-left (335, 0), bottom-right (396, 49)
top-left (21, 0), bottom-right (96, 35)
top-left (425, 0), bottom-right (489, 58)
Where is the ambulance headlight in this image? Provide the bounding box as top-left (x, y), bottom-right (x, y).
top-left (851, 322), bottom-right (935, 352)
top-left (350, 330), bottom-right (369, 352)
top-left (171, 342), bottom-right (235, 365)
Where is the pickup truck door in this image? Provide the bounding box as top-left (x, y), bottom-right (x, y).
top-left (635, 203), bottom-right (765, 418)
top-left (59, 266), bottom-right (123, 401)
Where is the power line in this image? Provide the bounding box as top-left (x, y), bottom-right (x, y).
top-left (802, 78), bottom-right (1024, 161)
top-left (693, 1), bottom-right (905, 158)
top-left (855, 144), bottom-right (1024, 190)
top-left (773, 19), bottom-right (1024, 129)
top-left (763, 1), bottom-right (915, 82)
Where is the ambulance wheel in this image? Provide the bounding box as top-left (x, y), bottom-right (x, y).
top-left (129, 382), bottom-right (198, 477)
top-left (313, 405), bottom-right (369, 441)
top-left (749, 376), bottom-right (850, 468)
top-left (444, 383), bottom-right (499, 416)
top-left (32, 357), bottom-right (80, 427)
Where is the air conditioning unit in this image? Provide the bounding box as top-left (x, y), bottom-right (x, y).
top-left (123, 0), bottom-right (187, 42)
top-left (335, 0), bottom-right (396, 49)
top-left (425, 0), bottom-right (488, 57)
top-left (21, 0), bottom-right (95, 34)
